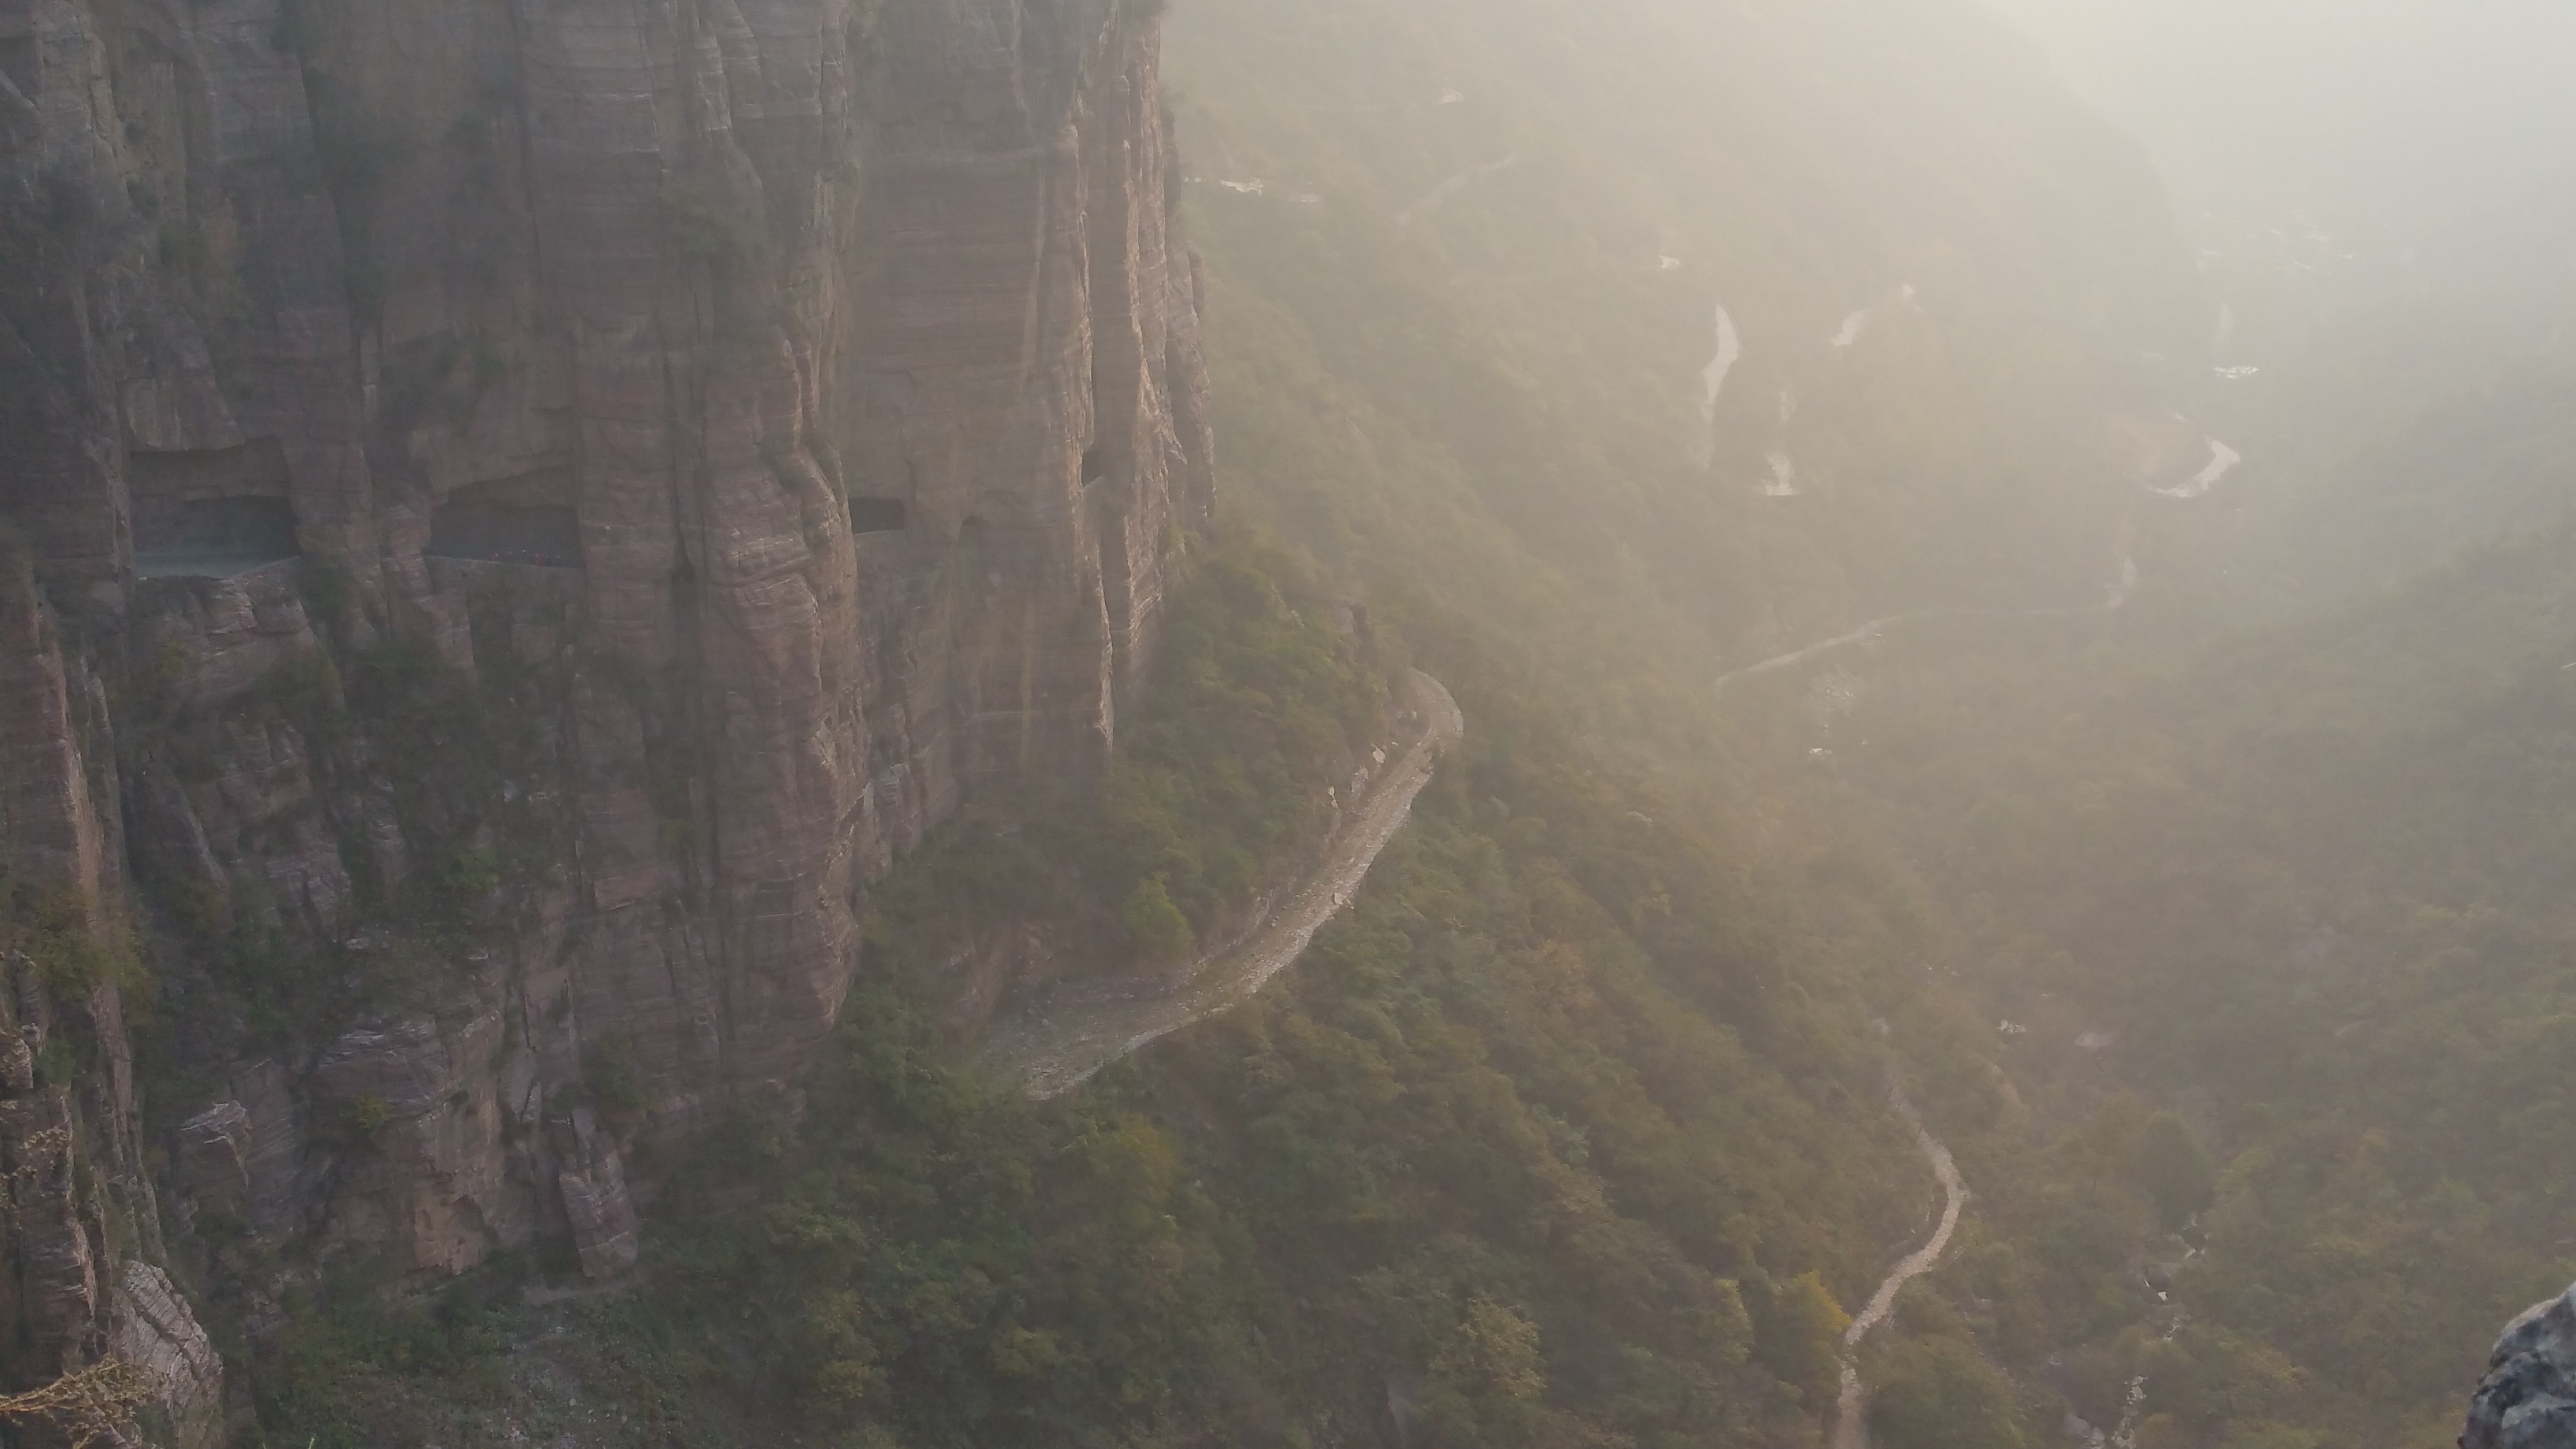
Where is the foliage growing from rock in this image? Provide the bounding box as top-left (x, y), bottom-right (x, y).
top-left (0, 876), bottom-right (145, 996)
top-left (581, 1036), bottom-right (649, 1116)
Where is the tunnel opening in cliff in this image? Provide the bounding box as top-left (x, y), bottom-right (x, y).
top-left (427, 475), bottom-right (581, 567)
top-left (1082, 444), bottom-right (1108, 487)
top-left (850, 497), bottom-right (909, 534)
top-left (130, 441), bottom-right (304, 579)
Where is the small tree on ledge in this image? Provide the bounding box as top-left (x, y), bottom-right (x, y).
top-left (0, 1358), bottom-right (155, 1448)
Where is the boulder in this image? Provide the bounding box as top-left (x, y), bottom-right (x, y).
top-left (2465, 1284), bottom-right (2576, 1448)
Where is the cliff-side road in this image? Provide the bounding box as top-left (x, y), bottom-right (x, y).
top-left (982, 671), bottom-right (1465, 1097)
top-left (1834, 1081), bottom-right (1969, 1449)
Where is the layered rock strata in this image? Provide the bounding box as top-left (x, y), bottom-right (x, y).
top-left (0, 0), bottom-right (1210, 1421)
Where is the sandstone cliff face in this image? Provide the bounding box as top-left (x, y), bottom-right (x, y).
top-left (0, 0), bottom-right (1209, 1418)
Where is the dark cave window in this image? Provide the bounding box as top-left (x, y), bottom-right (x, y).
top-left (129, 443), bottom-right (303, 578)
top-left (426, 498), bottom-right (581, 567)
top-left (1081, 444), bottom-right (1107, 486)
top-left (849, 498), bottom-right (908, 534)
top-left (132, 498), bottom-right (302, 578)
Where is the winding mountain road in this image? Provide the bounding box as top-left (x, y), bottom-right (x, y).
top-left (982, 671), bottom-right (1465, 1098)
top-left (1713, 555), bottom-right (2140, 696)
top-left (1715, 616), bottom-right (1914, 694)
top-left (1834, 1082), bottom-right (1969, 1449)
top-left (1397, 156), bottom-right (1520, 229)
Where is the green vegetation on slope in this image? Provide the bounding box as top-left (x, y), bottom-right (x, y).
top-left (211, 0), bottom-right (2295, 1444)
top-left (1092, 549), bottom-right (1391, 949)
top-left (246, 637), bottom-right (1963, 1449)
top-left (848, 537), bottom-right (1392, 999)
top-left (1798, 514), bottom-right (2576, 1449)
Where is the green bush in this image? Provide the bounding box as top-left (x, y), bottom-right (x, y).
top-left (0, 876), bottom-right (148, 998)
top-left (1753, 1271), bottom-right (1854, 1407)
top-left (1868, 1337), bottom-right (2028, 1449)
top-left (1116, 876), bottom-right (1195, 963)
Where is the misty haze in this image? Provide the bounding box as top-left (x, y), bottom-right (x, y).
top-left (0, 0), bottom-right (2569, 1446)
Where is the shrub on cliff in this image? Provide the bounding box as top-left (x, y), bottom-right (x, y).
top-left (1117, 876), bottom-right (1196, 964)
top-left (1086, 541), bottom-right (1390, 942)
top-left (0, 875), bottom-right (147, 997)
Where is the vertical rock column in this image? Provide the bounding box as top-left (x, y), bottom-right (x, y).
top-left (843, 0), bottom-right (1107, 805)
top-left (0, 536), bottom-right (222, 1443)
top-left (510, 0), bottom-right (746, 1262)
top-left (513, 0), bottom-right (874, 1160)
top-left (0, 538), bottom-right (115, 904)
top-left (1079, 23), bottom-right (1210, 697)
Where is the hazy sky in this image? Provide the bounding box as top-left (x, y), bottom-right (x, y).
top-left (1978, 0), bottom-right (2576, 245)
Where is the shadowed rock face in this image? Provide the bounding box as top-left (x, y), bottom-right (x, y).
top-left (2465, 1285), bottom-right (2576, 1448)
top-left (0, 0), bottom-right (1207, 1413)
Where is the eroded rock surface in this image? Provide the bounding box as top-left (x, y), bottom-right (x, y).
top-left (112, 1261), bottom-right (226, 1449)
top-left (2466, 1284), bottom-right (2576, 1449)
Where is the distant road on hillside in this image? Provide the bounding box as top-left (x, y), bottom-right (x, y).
top-left (1715, 550), bottom-right (2141, 696)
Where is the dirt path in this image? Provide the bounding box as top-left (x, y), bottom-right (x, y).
top-left (1397, 156), bottom-right (1520, 229)
top-left (1714, 555), bottom-right (2140, 698)
top-left (1834, 1082), bottom-right (1969, 1449)
top-left (980, 671), bottom-right (1465, 1098)
top-left (1714, 615), bottom-right (1915, 695)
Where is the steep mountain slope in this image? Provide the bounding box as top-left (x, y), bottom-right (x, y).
top-left (1153, 8), bottom-right (2576, 1449)
top-left (1168, 0), bottom-right (2210, 664)
top-left (1793, 434), bottom-right (2576, 1449)
top-left (0, 0), bottom-right (2346, 1445)
top-left (250, 1), bottom-right (2267, 1446)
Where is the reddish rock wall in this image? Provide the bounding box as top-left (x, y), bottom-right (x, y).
top-left (0, 0), bottom-right (1208, 1425)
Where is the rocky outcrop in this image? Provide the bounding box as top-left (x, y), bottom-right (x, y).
top-left (112, 1261), bottom-right (226, 1449)
top-left (0, 0), bottom-right (1211, 1415)
top-left (2465, 1283), bottom-right (2576, 1448)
